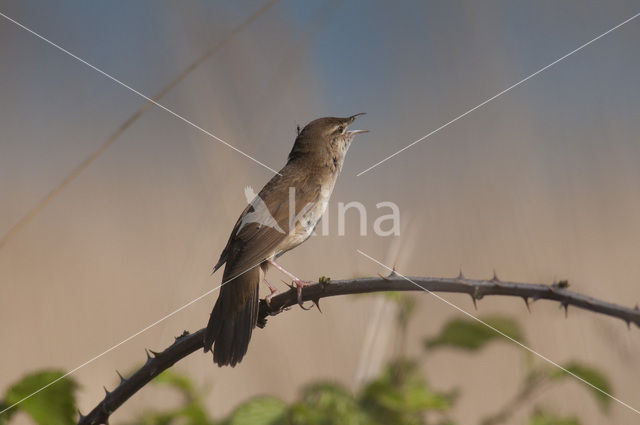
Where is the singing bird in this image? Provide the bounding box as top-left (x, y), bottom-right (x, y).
top-left (204, 114), bottom-right (367, 366)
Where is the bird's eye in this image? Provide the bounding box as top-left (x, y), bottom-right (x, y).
top-left (336, 125), bottom-right (345, 134)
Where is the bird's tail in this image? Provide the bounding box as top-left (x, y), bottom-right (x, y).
top-left (203, 266), bottom-right (260, 367)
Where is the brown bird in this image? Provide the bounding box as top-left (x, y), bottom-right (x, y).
top-left (204, 114), bottom-right (367, 366)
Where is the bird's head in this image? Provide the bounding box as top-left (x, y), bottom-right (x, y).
top-left (287, 113), bottom-right (368, 169)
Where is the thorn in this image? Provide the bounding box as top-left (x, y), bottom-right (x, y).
top-left (144, 349), bottom-right (154, 365)
top-left (457, 269), bottom-right (464, 280)
top-left (78, 409), bottom-right (85, 421)
top-left (149, 349), bottom-right (160, 357)
top-left (560, 302), bottom-right (568, 318)
top-left (491, 269), bottom-right (500, 282)
top-left (312, 297), bottom-right (322, 313)
top-left (103, 386), bottom-right (111, 397)
top-left (175, 330), bottom-right (189, 341)
top-left (469, 288), bottom-right (481, 310)
top-left (116, 370), bottom-right (126, 384)
top-left (626, 319), bottom-right (631, 330)
top-left (378, 272), bottom-right (391, 281)
top-left (281, 279), bottom-right (295, 290)
top-left (473, 286), bottom-right (483, 301)
top-left (522, 296), bottom-right (531, 313)
top-left (389, 264), bottom-right (398, 277)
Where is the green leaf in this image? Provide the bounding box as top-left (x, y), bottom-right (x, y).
top-left (425, 316), bottom-right (524, 351)
top-left (529, 409), bottom-right (580, 425)
top-left (5, 370), bottom-right (77, 425)
top-left (300, 382), bottom-right (355, 407)
top-left (359, 360), bottom-right (452, 425)
top-left (0, 400), bottom-right (13, 425)
top-left (228, 396), bottom-right (286, 425)
top-left (289, 382), bottom-right (371, 425)
top-left (550, 362), bottom-right (612, 413)
top-left (130, 402), bottom-right (210, 425)
top-left (175, 402), bottom-right (210, 425)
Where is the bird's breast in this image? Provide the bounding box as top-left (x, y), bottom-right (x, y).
top-left (288, 180), bottom-right (334, 245)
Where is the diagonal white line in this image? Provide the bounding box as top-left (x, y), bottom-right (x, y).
top-left (0, 251), bottom-right (280, 416)
top-left (0, 11), bottom-right (281, 176)
top-left (357, 11), bottom-right (640, 176)
top-left (356, 248), bottom-right (640, 416)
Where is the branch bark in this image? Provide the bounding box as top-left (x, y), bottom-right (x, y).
top-left (78, 274), bottom-right (639, 424)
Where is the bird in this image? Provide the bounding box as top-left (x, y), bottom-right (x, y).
top-left (238, 186), bottom-right (285, 235)
top-left (204, 113), bottom-right (368, 367)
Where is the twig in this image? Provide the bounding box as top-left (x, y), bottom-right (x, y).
top-left (78, 330), bottom-right (204, 425)
top-left (78, 275), bottom-right (639, 424)
top-left (257, 276), bottom-right (640, 328)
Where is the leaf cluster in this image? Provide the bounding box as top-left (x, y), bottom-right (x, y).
top-left (0, 296), bottom-right (614, 425)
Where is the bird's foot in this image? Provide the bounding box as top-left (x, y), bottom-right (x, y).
top-left (293, 279), bottom-right (313, 310)
top-left (263, 278), bottom-right (279, 308)
top-left (265, 290), bottom-right (278, 308)
top-left (266, 259), bottom-right (314, 310)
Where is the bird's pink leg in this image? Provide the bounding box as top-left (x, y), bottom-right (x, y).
top-left (263, 278), bottom-right (279, 306)
top-left (267, 259), bottom-right (312, 309)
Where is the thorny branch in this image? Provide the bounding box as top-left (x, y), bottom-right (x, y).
top-left (78, 274), bottom-right (640, 424)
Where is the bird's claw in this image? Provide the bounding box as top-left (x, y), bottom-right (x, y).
top-left (264, 293), bottom-right (280, 316)
top-left (265, 291), bottom-right (277, 308)
top-left (263, 278), bottom-right (279, 308)
top-left (293, 279), bottom-right (313, 310)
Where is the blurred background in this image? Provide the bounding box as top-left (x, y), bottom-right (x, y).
top-left (1, 0), bottom-right (639, 424)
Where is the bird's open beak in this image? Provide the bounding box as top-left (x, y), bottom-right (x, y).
top-left (347, 113), bottom-right (367, 136)
top-left (348, 129), bottom-right (369, 136)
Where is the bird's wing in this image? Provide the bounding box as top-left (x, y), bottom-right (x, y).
top-left (221, 178), bottom-right (320, 281)
top-left (212, 202), bottom-right (251, 273)
top-left (213, 180), bottom-right (287, 273)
